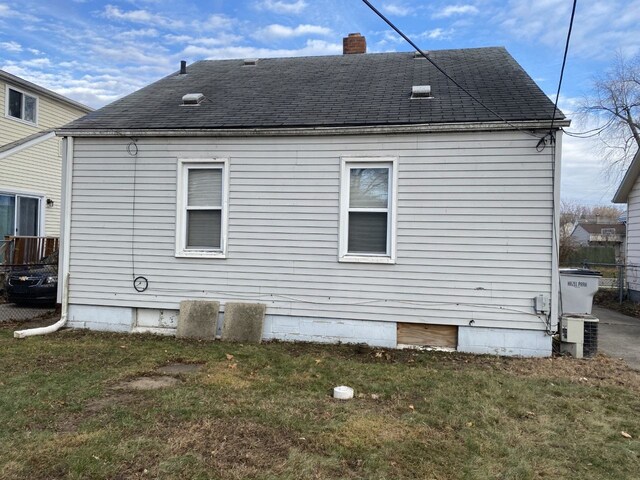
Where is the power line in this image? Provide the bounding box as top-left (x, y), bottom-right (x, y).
top-left (549, 0), bottom-right (578, 137)
top-left (360, 0), bottom-right (547, 140)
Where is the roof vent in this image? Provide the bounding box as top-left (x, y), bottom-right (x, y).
top-left (411, 85), bottom-right (432, 99)
top-left (413, 51), bottom-right (428, 59)
top-left (181, 93), bottom-right (205, 106)
top-left (243, 58), bottom-right (258, 66)
top-left (179, 60), bottom-right (187, 74)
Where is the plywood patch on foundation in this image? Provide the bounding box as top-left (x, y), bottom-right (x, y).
top-left (397, 323), bottom-right (458, 349)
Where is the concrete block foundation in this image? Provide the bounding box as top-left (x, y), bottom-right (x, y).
top-left (67, 304), bottom-right (134, 332)
top-left (262, 315), bottom-right (397, 348)
top-left (457, 326), bottom-right (552, 357)
top-left (65, 304), bottom-right (551, 356)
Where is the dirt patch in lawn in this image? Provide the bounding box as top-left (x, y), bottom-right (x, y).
top-left (116, 375), bottom-right (181, 391)
top-left (156, 362), bottom-right (204, 375)
top-left (164, 418), bottom-right (302, 477)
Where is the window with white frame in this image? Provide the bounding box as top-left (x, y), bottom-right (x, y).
top-left (176, 159), bottom-right (228, 258)
top-left (0, 192), bottom-right (43, 238)
top-left (6, 87), bottom-right (37, 124)
top-left (340, 158), bottom-right (397, 263)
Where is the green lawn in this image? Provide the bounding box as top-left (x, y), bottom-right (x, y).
top-left (1, 324), bottom-right (639, 479)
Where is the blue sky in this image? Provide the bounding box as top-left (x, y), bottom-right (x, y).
top-left (2, 0), bottom-right (640, 205)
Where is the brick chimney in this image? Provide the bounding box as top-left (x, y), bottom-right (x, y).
top-left (343, 33), bottom-right (366, 54)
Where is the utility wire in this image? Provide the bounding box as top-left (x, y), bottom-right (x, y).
top-left (361, 0), bottom-right (547, 140)
top-left (548, 0), bottom-right (578, 137)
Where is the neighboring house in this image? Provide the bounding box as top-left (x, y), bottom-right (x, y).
top-left (613, 149), bottom-right (640, 301)
top-left (0, 70), bottom-right (92, 240)
top-left (569, 222), bottom-right (626, 259)
top-left (57, 36), bottom-right (569, 356)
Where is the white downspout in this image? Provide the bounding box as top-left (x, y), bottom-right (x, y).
top-left (15, 136), bottom-right (74, 339)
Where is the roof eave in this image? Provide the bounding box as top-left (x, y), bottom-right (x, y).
top-left (57, 119), bottom-right (571, 138)
top-left (612, 149), bottom-right (640, 203)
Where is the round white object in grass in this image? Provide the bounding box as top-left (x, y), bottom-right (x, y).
top-left (333, 385), bottom-right (354, 400)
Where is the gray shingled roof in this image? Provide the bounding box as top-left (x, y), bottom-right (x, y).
top-left (577, 223), bottom-right (626, 235)
top-left (64, 47), bottom-right (563, 131)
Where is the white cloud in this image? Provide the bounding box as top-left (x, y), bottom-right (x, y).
top-left (561, 133), bottom-right (618, 205)
top-left (382, 3), bottom-right (411, 16)
top-left (256, 23), bottom-right (332, 40)
top-left (258, 0), bottom-right (307, 14)
top-left (103, 5), bottom-right (182, 28)
top-left (166, 33), bottom-right (244, 47)
top-left (500, 0), bottom-right (640, 59)
top-left (20, 57), bottom-right (51, 67)
top-left (180, 39), bottom-right (342, 61)
top-left (1, 40), bottom-right (22, 52)
top-left (198, 14), bottom-right (233, 30)
top-left (433, 4), bottom-right (479, 18)
top-left (418, 28), bottom-right (454, 40)
top-left (0, 3), bottom-right (17, 17)
top-left (116, 28), bottom-right (159, 40)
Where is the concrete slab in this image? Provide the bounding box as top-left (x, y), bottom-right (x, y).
top-left (176, 300), bottom-right (219, 340)
top-left (592, 305), bottom-right (640, 370)
top-left (221, 302), bottom-right (266, 343)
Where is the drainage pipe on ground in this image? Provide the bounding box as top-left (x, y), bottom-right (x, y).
top-left (14, 273), bottom-right (69, 339)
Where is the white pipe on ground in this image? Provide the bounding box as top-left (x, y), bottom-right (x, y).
top-left (14, 273), bottom-right (69, 338)
top-left (14, 317), bottom-right (66, 339)
top-left (14, 136), bottom-right (74, 339)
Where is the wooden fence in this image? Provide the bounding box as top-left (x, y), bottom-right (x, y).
top-left (0, 236), bottom-right (59, 266)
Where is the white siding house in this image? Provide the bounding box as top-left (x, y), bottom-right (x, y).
top-left (613, 149), bottom-right (640, 300)
top-left (57, 44), bottom-right (568, 356)
top-left (0, 70), bottom-right (92, 238)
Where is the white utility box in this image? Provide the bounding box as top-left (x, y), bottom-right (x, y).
top-left (560, 316), bottom-right (584, 344)
top-left (559, 269), bottom-right (601, 315)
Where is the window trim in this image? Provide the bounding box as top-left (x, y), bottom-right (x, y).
top-left (175, 158), bottom-right (229, 259)
top-left (339, 157), bottom-right (398, 264)
top-left (5, 85), bottom-right (38, 126)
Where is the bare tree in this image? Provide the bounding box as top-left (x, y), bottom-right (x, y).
top-left (580, 52), bottom-right (640, 177)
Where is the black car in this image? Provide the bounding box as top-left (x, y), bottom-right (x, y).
top-left (5, 252), bottom-right (58, 305)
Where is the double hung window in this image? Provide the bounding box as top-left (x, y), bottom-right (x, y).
top-left (176, 159), bottom-right (228, 258)
top-left (6, 87), bottom-right (37, 124)
top-left (340, 158), bottom-right (397, 263)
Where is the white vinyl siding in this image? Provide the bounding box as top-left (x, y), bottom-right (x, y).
top-left (67, 131), bottom-right (557, 331)
top-left (569, 225), bottom-right (590, 246)
top-left (626, 181), bottom-right (640, 292)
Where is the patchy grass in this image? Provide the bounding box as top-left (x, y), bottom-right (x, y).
top-left (595, 288), bottom-right (640, 318)
top-left (1, 324), bottom-right (639, 479)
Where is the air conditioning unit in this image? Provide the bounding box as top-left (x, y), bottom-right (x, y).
top-left (583, 317), bottom-right (599, 358)
top-left (560, 316), bottom-right (584, 344)
top-left (559, 315), bottom-right (599, 359)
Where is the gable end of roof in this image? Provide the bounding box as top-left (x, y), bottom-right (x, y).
top-left (613, 148), bottom-right (640, 203)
